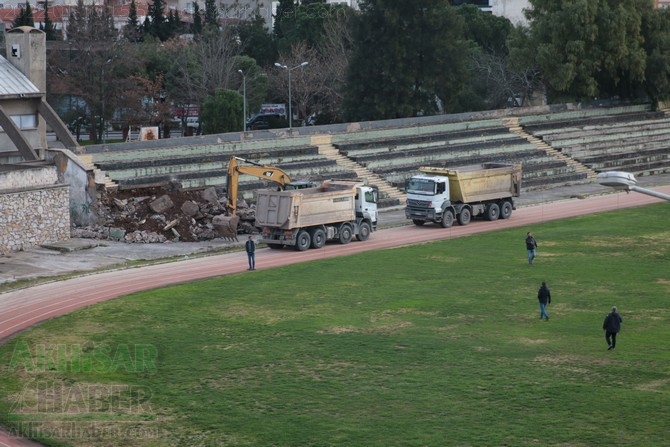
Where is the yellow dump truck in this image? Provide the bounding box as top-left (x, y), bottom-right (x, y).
top-left (404, 163), bottom-right (522, 227)
top-left (255, 180), bottom-right (378, 251)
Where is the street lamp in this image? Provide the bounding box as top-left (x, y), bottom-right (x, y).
top-left (238, 69), bottom-right (246, 133)
top-left (597, 171), bottom-right (670, 201)
top-left (274, 61), bottom-right (309, 129)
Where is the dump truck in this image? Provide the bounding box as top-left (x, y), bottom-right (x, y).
top-left (405, 163), bottom-right (522, 228)
top-left (255, 180), bottom-right (378, 251)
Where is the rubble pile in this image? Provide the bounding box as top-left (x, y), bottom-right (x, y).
top-left (71, 185), bottom-right (257, 243)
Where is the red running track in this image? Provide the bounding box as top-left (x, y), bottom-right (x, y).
top-left (0, 188), bottom-right (667, 446)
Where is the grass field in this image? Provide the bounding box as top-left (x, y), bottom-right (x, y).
top-left (1, 204), bottom-right (669, 447)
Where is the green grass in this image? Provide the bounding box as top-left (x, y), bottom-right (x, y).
top-left (1, 204), bottom-right (670, 446)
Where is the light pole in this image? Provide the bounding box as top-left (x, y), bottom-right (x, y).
top-left (238, 69), bottom-right (246, 133)
top-left (274, 61), bottom-right (308, 129)
top-left (597, 171), bottom-right (670, 201)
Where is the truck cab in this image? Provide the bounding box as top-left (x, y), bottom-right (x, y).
top-left (405, 174), bottom-right (450, 224)
top-left (355, 185), bottom-right (379, 230)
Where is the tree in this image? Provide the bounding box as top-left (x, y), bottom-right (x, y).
top-left (42, 1), bottom-right (58, 40)
top-left (640, 4), bottom-right (670, 104)
top-left (522, 0), bottom-right (647, 101)
top-left (192, 2), bottom-right (203, 36)
top-left (235, 10), bottom-right (277, 67)
top-left (146, 0), bottom-right (172, 41)
top-left (60, 0), bottom-right (140, 143)
top-left (344, 0), bottom-right (470, 121)
top-left (124, 0), bottom-right (143, 42)
top-left (11, 4), bottom-right (34, 28)
top-left (201, 88), bottom-right (243, 133)
top-left (204, 0), bottom-right (219, 29)
top-left (274, 0), bottom-right (296, 39)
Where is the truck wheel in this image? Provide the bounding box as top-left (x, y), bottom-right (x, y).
top-left (412, 219), bottom-right (426, 226)
top-left (310, 228), bottom-right (326, 249)
top-left (485, 203), bottom-right (500, 221)
top-left (338, 224), bottom-right (353, 244)
top-left (500, 201), bottom-right (513, 219)
top-left (457, 208), bottom-right (471, 226)
top-left (356, 222), bottom-right (371, 241)
top-left (440, 210), bottom-right (454, 228)
top-left (295, 230), bottom-right (311, 251)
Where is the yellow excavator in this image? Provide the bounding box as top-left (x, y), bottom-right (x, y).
top-left (216, 156), bottom-right (318, 238)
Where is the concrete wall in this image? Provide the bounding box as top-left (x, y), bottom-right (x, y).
top-left (45, 149), bottom-right (97, 227)
top-left (0, 165), bottom-right (70, 253)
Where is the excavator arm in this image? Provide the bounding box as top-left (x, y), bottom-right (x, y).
top-left (226, 157), bottom-right (294, 214)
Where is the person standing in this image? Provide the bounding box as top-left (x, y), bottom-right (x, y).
top-left (245, 236), bottom-right (256, 271)
top-left (537, 281), bottom-right (551, 321)
top-left (603, 306), bottom-right (623, 350)
top-left (526, 232), bottom-right (538, 264)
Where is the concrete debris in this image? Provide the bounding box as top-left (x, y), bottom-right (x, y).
top-left (71, 186), bottom-right (257, 244)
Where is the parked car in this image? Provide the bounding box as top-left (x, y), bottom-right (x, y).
top-left (246, 113), bottom-right (288, 131)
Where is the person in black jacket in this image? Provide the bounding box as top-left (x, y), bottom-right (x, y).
top-left (603, 306), bottom-right (623, 350)
top-left (537, 281), bottom-right (551, 321)
top-left (526, 232), bottom-right (538, 264)
top-left (245, 236), bottom-right (256, 271)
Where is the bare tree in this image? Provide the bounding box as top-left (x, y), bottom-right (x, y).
top-left (471, 52), bottom-right (542, 109)
top-left (55, 1), bottom-right (139, 143)
top-left (271, 42), bottom-right (329, 126)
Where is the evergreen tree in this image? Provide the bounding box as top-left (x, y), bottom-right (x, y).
top-left (124, 0), bottom-right (143, 42)
top-left (273, 0), bottom-right (295, 39)
top-left (192, 2), bottom-right (203, 35)
top-left (344, 0), bottom-right (469, 120)
top-left (43, 1), bottom-right (57, 40)
top-left (236, 11), bottom-right (276, 67)
top-left (201, 88), bottom-right (243, 134)
top-left (204, 0), bottom-right (218, 29)
top-left (523, 0), bottom-right (647, 101)
top-left (11, 4), bottom-right (34, 28)
top-left (146, 0), bottom-right (170, 41)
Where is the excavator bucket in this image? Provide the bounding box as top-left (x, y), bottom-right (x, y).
top-left (213, 214), bottom-right (240, 241)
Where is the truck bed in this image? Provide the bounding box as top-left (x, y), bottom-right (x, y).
top-left (255, 181), bottom-right (360, 229)
top-left (419, 163), bottom-right (522, 203)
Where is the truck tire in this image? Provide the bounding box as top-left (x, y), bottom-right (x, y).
top-left (500, 201), bottom-right (513, 219)
top-left (356, 222), bottom-right (371, 241)
top-left (310, 228), bottom-right (326, 249)
top-left (295, 230), bottom-right (311, 251)
top-left (440, 210), bottom-right (454, 228)
top-left (412, 219), bottom-right (426, 226)
top-left (338, 224), bottom-right (353, 244)
top-left (485, 203), bottom-right (500, 221)
top-left (457, 208), bottom-right (471, 226)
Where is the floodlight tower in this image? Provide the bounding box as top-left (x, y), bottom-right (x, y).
top-left (597, 171), bottom-right (670, 201)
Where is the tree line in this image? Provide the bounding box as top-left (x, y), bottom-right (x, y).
top-left (30, 0), bottom-right (670, 143)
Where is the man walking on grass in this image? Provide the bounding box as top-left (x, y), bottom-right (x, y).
top-left (537, 281), bottom-right (551, 321)
top-left (603, 306), bottom-right (623, 350)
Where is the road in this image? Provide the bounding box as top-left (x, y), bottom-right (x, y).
top-left (0, 186), bottom-right (668, 446)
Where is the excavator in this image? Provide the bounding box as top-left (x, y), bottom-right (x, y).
top-left (215, 156), bottom-right (318, 238)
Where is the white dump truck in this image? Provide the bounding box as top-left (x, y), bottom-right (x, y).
top-left (405, 163), bottom-right (522, 227)
top-left (255, 180), bottom-right (378, 250)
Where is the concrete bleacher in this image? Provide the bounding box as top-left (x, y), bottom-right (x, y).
top-left (331, 117), bottom-right (588, 192)
top-left (520, 105), bottom-right (670, 176)
top-left (80, 138), bottom-right (357, 199)
top-left (78, 101), bottom-right (670, 209)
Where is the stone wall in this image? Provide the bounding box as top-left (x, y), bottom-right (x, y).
top-left (0, 165), bottom-right (70, 253)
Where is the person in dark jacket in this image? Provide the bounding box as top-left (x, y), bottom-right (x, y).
top-left (526, 232), bottom-right (538, 264)
top-left (245, 236), bottom-right (256, 270)
top-left (537, 281), bottom-right (551, 320)
top-left (603, 306), bottom-right (623, 350)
